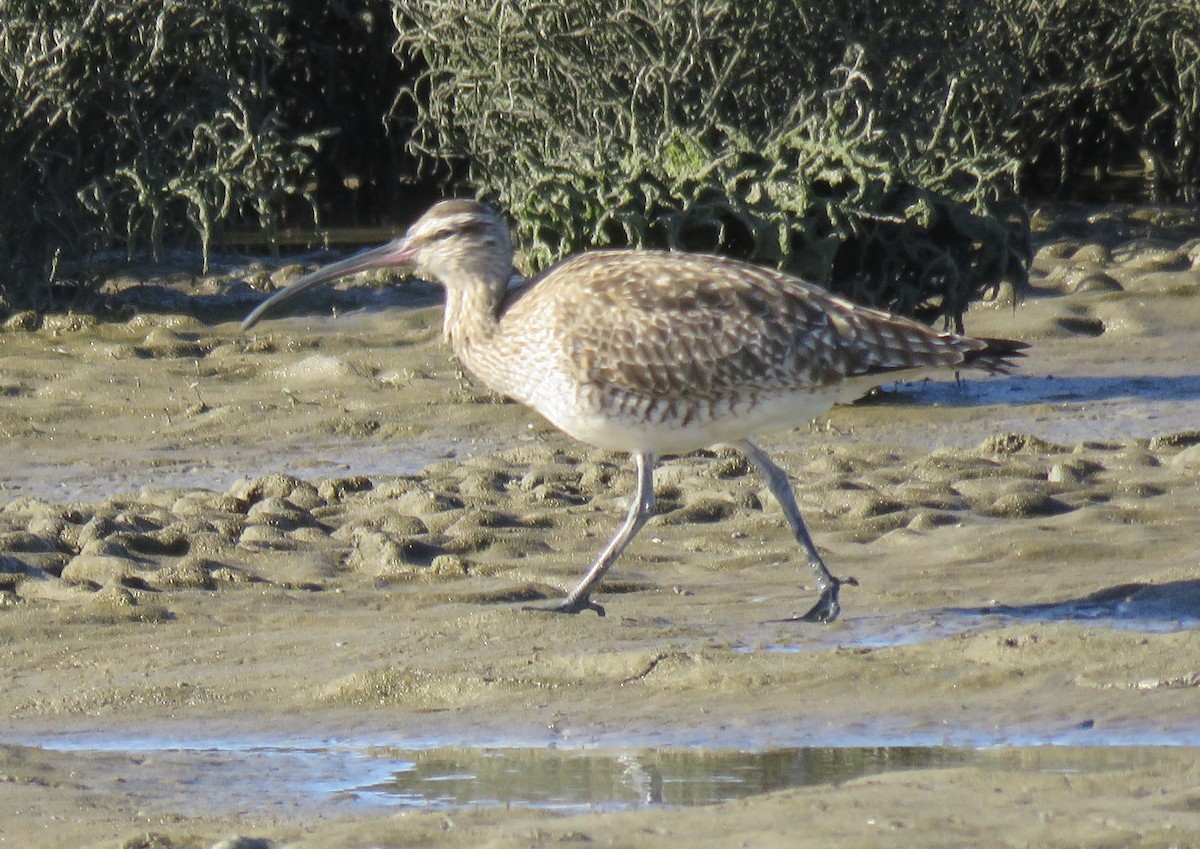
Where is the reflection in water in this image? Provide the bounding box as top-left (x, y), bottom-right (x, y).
top-left (13, 737), bottom-right (1196, 815)
top-left (358, 746), bottom-right (963, 809)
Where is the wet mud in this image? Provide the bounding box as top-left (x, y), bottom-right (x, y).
top-left (2, 203), bottom-right (1200, 847)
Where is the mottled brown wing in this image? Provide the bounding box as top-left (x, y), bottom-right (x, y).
top-left (530, 251), bottom-right (980, 401)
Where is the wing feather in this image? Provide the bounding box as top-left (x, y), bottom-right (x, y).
top-left (505, 251), bottom-right (981, 402)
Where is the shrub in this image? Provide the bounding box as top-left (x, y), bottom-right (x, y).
top-left (1008, 0), bottom-right (1200, 201)
top-left (393, 0), bottom-right (1200, 326)
top-left (395, 0), bottom-right (1030, 329)
top-left (0, 0), bottom-right (330, 308)
top-left (3, 0), bottom-right (1196, 320)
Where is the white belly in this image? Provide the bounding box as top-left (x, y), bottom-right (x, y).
top-left (525, 377), bottom-right (876, 454)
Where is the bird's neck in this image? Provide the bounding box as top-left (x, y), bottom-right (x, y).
top-left (442, 278), bottom-right (505, 359)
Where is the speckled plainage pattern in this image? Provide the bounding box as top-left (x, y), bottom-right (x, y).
top-left (244, 199), bottom-right (1025, 621)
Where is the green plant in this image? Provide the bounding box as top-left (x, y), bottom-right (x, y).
top-left (394, 0), bottom-right (1030, 328)
top-left (0, 0), bottom-right (328, 307)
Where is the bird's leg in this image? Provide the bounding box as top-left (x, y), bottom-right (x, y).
top-left (524, 451), bottom-right (659, 617)
top-left (737, 439), bottom-right (857, 623)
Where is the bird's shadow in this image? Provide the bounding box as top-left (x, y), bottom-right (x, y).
top-left (875, 373), bottom-right (1200, 409)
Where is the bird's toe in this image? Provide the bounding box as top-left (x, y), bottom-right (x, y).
top-left (522, 597), bottom-right (606, 617)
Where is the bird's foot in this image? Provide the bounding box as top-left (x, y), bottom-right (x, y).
top-left (774, 575), bottom-right (859, 624)
top-left (522, 596), bottom-right (606, 617)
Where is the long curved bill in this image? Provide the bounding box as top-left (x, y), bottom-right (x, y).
top-left (241, 237), bottom-right (414, 332)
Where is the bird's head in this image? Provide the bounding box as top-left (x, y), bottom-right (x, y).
top-left (242, 199), bottom-right (513, 331)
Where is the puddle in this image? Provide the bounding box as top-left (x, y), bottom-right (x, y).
top-left (892, 373), bottom-right (1200, 410)
top-left (742, 580), bottom-right (1200, 654)
top-left (356, 744), bottom-right (963, 809)
top-left (10, 735), bottom-right (1191, 816)
top-left (951, 580), bottom-right (1200, 631)
top-left (875, 372), bottom-right (1200, 446)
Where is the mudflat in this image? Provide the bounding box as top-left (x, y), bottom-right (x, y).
top-left (1, 204), bottom-right (1199, 848)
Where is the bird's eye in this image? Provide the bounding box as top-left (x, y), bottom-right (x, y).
top-left (430, 228), bottom-right (453, 241)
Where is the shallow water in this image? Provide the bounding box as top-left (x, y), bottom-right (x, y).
top-left (0, 435), bottom-right (476, 505)
top-left (12, 735), bottom-right (1193, 816)
top-left (744, 580), bottom-right (1200, 655)
top-left (881, 371), bottom-right (1200, 445)
top-left (6, 369), bottom-right (1200, 505)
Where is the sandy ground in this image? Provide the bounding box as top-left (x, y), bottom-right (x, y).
top-left (2, 204), bottom-right (1200, 848)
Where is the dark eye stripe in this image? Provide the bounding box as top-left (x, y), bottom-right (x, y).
top-left (428, 220), bottom-right (490, 242)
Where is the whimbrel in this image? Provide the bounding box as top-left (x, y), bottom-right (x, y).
top-left (243, 200), bottom-right (1025, 621)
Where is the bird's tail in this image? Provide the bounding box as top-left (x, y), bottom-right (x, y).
top-left (962, 337), bottom-right (1029, 374)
